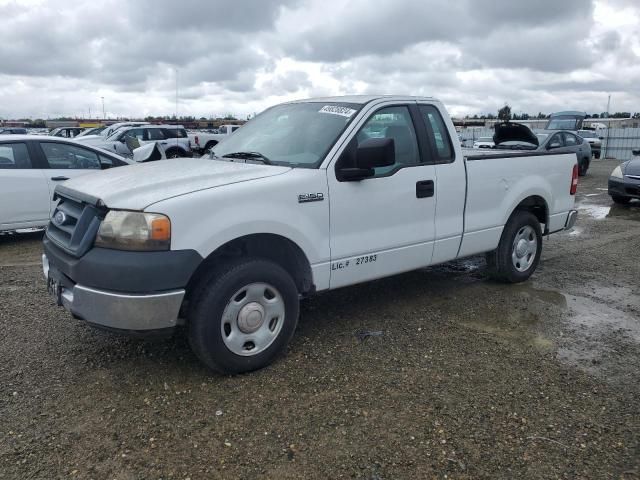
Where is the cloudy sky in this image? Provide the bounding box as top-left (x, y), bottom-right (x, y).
top-left (1, 0), bottom-right (639, 120)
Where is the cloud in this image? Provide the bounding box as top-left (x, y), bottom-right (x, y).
top-left (0, 0), bottom-right (639, 119)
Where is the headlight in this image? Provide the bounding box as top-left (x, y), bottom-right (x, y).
top-left (95, 211), bottom-right (171, 251)
top-left (610, 166), bottom-right (623, 179)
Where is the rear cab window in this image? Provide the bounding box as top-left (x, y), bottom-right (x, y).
top-left (419, 105), bottom-right (454, 163)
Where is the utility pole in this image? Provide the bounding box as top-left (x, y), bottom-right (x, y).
top-left (101, 97), bottom-right (105, 120)
top-left (604, 94), bottom-right (611, 160)
top-left (175, 67), bottom-right (179, 122)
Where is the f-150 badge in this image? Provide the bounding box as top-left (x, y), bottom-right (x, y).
top-left (298, 193), bottom-right (324, 203)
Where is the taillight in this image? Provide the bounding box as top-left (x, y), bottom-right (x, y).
top-left (570, 164), bottom-right (578, 195)
top-left (195, 135), bottom-right (199, 146)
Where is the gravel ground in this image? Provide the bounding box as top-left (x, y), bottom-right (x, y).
top-left (1, 159), bottom-right (638, 479)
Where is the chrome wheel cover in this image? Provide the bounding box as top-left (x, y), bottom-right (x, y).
top-left (220, 282), bottom-right (285, 356)
top-left (511, 225), bottom-right (537, 272)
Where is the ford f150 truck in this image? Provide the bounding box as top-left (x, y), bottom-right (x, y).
top-left (42, 95), bottom-right (578, 374)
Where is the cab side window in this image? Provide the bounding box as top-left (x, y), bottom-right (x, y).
top-left (147, 128), bottom-right (165, 140)
top-left (419, 105), bottom-right (454, 162)
top-left (549, 134), bottom-right (564, 148)
top-left (357, 106), bottom-right (419, 176)
top-left (563, 133), bottom-right (578, 146)
top-left (41, 142), bottom-right (100, 169)
top-left (0, 143), bottom-right (32, 169)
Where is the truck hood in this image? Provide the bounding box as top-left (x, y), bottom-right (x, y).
top-left (56, 158), bottom-right (291, 210)
top-left (493, 122), bottom-right (539, 147)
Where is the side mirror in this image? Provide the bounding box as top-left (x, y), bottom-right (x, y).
top-left (548, 142), bottom-right (561, 150)
top-left (337, 138), bottom-right (395, 181)
top-left (100, 158), bottom-right (113, 169)
top-left (119, 137), bottom-right (126, 143)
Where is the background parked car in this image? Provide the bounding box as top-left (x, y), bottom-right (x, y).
top-left (577, 129), bottom-right (602, 159)
top-left (79, 125), bottom-right (192, 158)
top-left (0, 136), bottom-right (132, 232)
top-left (472, 136), bottom-right (495, 148)
top-left (49, 127), bottom-right (83, 138)
top-left (77, 126), bottom-right (108, 137)
top-left (608, 149), bottom-right (640, 204)
top-left (493, 122), bottom-right (592, 176)
top-left (0, 127), bottom-right (28, 135)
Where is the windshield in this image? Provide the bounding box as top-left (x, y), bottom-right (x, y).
top-left (578, 130), bottom-right (596, 138)
top-left (546, 117), bottom-right (581, 130)
top-left (211, 102), bottom-right (362, 168)
top-left (536, 134), bottom-right (549, 142)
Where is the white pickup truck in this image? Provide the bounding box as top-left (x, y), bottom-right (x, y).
top-left (42, 95), bottom-right (578, 374)
top-left (188, 124), bottom-right (241, 154)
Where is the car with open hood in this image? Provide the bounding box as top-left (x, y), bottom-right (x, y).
top-left (492, 122), bottom-right (592, 176)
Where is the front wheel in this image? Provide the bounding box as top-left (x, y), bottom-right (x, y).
top-left (611, 195), bottom-right (630, 205)
top-left (188, 258), bottom-right (299, 374)
top-left (486, 210), bottom-right (542, 283)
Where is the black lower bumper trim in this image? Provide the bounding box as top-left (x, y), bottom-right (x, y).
top-left (43, 237), bottom-right (202, 294)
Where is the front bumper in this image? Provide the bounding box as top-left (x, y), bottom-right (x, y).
top-left (43, 253), bottom-right (185, 331)
top-left (42, 237), bottom-right (202, 332)
top-left (609, 177), bottom-right (640, 199)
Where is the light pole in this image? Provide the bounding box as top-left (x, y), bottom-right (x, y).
top-left (101, 97), bottom-right (105, 120)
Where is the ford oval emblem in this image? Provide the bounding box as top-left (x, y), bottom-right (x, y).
top-left (52, 211), bottom-right (67, 226)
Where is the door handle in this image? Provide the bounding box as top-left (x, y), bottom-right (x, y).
top-left (160, 142), bottom-right (168, 145)
top-left (416, 180), bottom-right (434, 198)
top-left (51, 176), bottom-right (69, 181)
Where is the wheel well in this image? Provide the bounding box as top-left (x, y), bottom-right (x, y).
top-left (204, 140), bottom-right (218, 149)
top-left (514, 196), bottom-right (548, 232)
top-left (186, 234), bottom-right (314, 299)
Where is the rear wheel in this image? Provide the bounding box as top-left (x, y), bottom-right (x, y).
top-left (204, 141), bottom-right (217, 152)
top-left (165, 148), bottom-right (181, 159)
top-left (611, 195), bottom-right (630, 205)
top-left (578, 158), bottom-right (589, 176)
top-left (188, 258), bottom-right (299, 374)
top-left (486, 210), bottom-right (542, 283)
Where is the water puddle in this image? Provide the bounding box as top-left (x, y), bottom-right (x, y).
top-left (459, 282), bottom-right (639, 381)
top-left (577, 203), bottom-right (611, 220)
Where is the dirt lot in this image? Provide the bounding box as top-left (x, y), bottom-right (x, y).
top-left (1, 159), bottom-right (639, 479)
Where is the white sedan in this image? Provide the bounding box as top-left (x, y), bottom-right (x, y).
top-left (0, 135), bottom-right (133, 232)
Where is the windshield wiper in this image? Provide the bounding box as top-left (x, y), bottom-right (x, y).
top-left (221, 151), bottom-right (273, 165)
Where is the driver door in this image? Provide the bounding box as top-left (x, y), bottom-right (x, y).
top-left (327, 104), bottom-right (437, 289)
top-left (37, 142), bottom-right (102, 214)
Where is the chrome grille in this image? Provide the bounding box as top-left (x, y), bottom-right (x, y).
top-left (46, 194), bottom-right (104, 257)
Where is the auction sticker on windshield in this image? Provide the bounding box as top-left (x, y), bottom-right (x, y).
top-left (319, 105), bottom-right (357, 117)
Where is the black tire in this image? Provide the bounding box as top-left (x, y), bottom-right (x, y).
top-left (578, 158), bottom-right (589, 176)
top-left (204, 141), bottom-right (217, 152)
top-left (611, 195), bottom-right (630, 205)
top-left (188, 258), bottom-right (299, 374)
top-left (486, 210), bottom-right (542, 283)
top-left (594, 151), bottom-right (601, 159)
top-left (165, 148), bottom-right (181, 159)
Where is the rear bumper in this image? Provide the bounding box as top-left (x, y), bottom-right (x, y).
top-left (564, 209), bottom-right (578, 230)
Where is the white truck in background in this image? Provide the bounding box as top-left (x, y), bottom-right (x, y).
top-left (42, 95), bottom-right (578, 374)
top-left (188, 124), bottom-right (241, 154)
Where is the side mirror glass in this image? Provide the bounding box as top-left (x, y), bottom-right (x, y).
top-left (100, 158), bottom-right (113, 169)
top-left (548, 142), bottom-right (561, 149)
